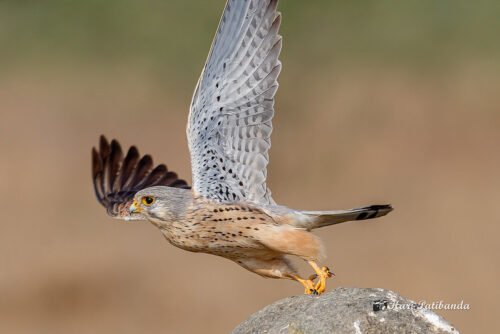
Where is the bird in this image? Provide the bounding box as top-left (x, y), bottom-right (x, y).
top-left (91, 0), bottom-right (392, 295)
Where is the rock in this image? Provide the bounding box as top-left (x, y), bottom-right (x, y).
top-left (232, 287), bottom-right (459, 334)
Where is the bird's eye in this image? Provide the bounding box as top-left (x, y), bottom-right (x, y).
top-left (141, 196), bottom-right (155, 206)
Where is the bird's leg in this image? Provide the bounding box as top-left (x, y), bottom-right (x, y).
top-left (307, 261), bottom-right (334, 294)
top-left (290, 274), bottom-right (318, 295)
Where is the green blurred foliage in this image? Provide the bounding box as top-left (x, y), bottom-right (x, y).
top-left (1, 0), bottom-right (499, 86)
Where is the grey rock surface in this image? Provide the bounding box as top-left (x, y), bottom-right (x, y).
top-left (232, 287), bottom-right (459, 334)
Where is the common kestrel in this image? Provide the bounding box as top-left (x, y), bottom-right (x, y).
top-left (92, 0), bottom-right (392, 295)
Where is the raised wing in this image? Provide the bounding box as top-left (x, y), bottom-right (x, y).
top-left (187, 0), bottom-right (281, 205)
top-left (92, 136), bottom-right (190, 220)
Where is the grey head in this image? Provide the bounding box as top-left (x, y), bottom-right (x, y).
top-left (129, 186), bottom-right (193, 225)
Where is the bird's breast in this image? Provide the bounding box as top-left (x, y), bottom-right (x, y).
top-left (158, 204), bottom-right (279, 258)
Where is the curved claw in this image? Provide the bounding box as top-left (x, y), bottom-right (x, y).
top-left (322, 266), bottom-right (334, 278)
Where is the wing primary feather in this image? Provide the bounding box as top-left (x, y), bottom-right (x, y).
top-left (99, 135), bottom-right (110, 159)
top-left (91, 147), bottom-right (105, 206)
top-left (132, 155), bottom-right (154, 189)
top-left (142, 164), bottom-right (168, 186)
top-left (119, 146), bottom-right (140, 190)
top-left (97, 135), bottom-right (110, 202)
top-left (108, 140), bottom-right (123, 193)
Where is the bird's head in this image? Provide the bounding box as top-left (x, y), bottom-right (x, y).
top-left (129, 186), bottom-right (192, 225)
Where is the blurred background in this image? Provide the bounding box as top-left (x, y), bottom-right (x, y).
top-left (1, 0), bottom-right (499, 333)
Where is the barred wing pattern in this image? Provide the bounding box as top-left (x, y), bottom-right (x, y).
top-left (187, 0), bottom-right (281, 205)
top-left (92, 136), bottom-right (190, 220)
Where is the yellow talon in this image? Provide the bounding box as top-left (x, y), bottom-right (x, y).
top-left (308, 262), bottom-right (334, 295)
top-left (292, 275), bottom-right (318, 295)
top-left (292, 264), bottom-right (334, 295)
top-left (308, 273), bottom-right (318, 281)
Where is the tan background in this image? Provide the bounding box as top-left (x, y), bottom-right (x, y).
top-left (1, 1), bottom-right (498, 333)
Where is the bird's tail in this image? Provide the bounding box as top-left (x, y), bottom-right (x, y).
top-left (300, 204), bottom-right (393, 230)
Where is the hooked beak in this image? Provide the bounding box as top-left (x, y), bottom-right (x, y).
top-left (129, 200), bottom-right (142, 214)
